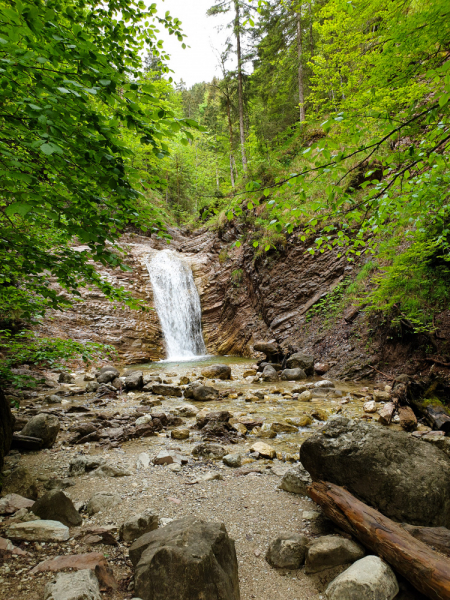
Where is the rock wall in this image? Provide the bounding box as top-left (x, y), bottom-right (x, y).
top-left (35, 226), bottom-right (372, 375)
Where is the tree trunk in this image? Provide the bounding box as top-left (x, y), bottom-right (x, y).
top-left (234, 0), bottom-right (247, 171)
top-left (308, 0), bottom-right (314, 56)
top-left (296, 6), bottom-right (306, 123)
top-left (402, 524), bottom-right (450, 558)
top-left (0, 386), bottom-right (14, 473)
top-left (226, 97), bottom-right (236, 188)
top-left (309, 481), bottom-right (450, 600)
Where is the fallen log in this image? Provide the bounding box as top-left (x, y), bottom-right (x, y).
top-left (402, 525), bottom-right (450, 558)
top-left (11, 434), bottom-right (42, 451)
top-left (309, 481), bottom-right (450, 600)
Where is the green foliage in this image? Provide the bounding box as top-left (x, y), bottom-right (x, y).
top-left (231, 268), bottom-right (243, 286)
top-left (0, 330), bottom-right (116, 388)
top-left (306, 277), bottom-right (351, 323)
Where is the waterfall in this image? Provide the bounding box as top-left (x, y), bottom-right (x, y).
top-left (147, 249), bottom-right (207, 361)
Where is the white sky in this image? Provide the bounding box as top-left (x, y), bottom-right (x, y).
top-left (156, 0), bottom-right (232, 87)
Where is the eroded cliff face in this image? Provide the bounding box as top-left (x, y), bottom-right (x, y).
top-left (36, 226), bottom-right (369, 374)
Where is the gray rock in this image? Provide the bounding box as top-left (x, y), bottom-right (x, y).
top-left (96, 371), bottom-right (116, 384)
top-left (262, 365), bottom-right (278, 382)
top-left (44, 569), bottom-right (101, 600)
top-left (21, 413), bottom-right (60, 448)
top-left (326, 556), bottom-right (399, 600)
top-left (253, 342), bottom-right (278, 356)
top-left (153, 450), bottom-right (187, 466)
top-left (2, 465), bottom-right (39, 499)
top-left (223, 453), bottom-right (242, 468)
top-left (58, 372), bottom-right (75, 384)
top-left (120, 509), bottom-right (159, 543)
top-left (305, 535), bottom-right (365, 574)
top-left (31, 490), bottom-right (82, 527)
top-left (45, 395), bottom-right (63, 404)
top-left (286, 352), bottom-right (314, 375)
top-left (280, 368), bottom-right (307, 381)
top-left (174, 404), bottom-right (199, 417)
top-left (91, 464), bottom-right (131, 478)
top-left (201, 365), bottom-right (232, 380)
top-left (85, 382), bottom-right (99, 393)
top-left (6, 520), bottom-right (70, 542)
top-left (265, 534), bottom-right (308, 569)
top-left (86, 491), bottom-right (121, 515)
top-left (99, 366), bottom-right (119, 376)
top-left (151, 384), bottom-right (183, 397)
top-left (125, 371), bottom-right (144, 390)
top-left (183, 381), bottom-right (203, 399)
top-left (192, 443), bottom-right (226, 460)
top-left (68, 456), bottom-right (105, 477)
top-left (44, 478), bottom-right (75, 491)
top-left (133, 516), bottom-right (240, 600)
top-left (191, 385), bottom-right (219, 402)
top-left (300, 417), bottom-right (450, 527)
top-left (279, 464), bottom-right (312, 495)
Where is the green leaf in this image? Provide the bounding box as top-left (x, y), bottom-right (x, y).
top-left (5, 202), bottom-right (33, 217)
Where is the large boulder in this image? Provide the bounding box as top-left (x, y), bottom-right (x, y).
top-left (279, 464), bottom-right (312, 495)
top-left (44, 569), bottom-right (101, 600)
top-left (191, 386), bottom-right (219, 402)
top-left (151, 384), bottom-right (183, 397)
top-left (96, 371), bottom-right (116, 384)
top-left (32, 490), bottom-right (82, 527)
top-left (133, 516), bottom-right (240, 600)
top-left (124, 371), bottom-right (143, 390)
top-left (262, 365), bottom-right (278, 382)
top-left (325, 556), bottom-right (398, 600)
top-left (119, 510), bottom-right (159, 543)
top-left (201, 365), bottom-right (232, 380)
top-left (280, 368), bottom-right (307, 381)
top-left (0, 387), bottom-right (14, 472)
top-left (2, 465), bottom-right (39, 500)
top-left (300, 417), bottom-right (450, 527)
top-left (253, 342), bottom-right (278, 357)
top-left (286, 352), bottom-right (314, 375)
top-left (21, 413), bottom-right (60, 448)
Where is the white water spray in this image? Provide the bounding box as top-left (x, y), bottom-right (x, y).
top-left (147, 249), bottom-right (207, 361)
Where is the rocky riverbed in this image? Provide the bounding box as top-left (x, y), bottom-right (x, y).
top-left (0, 357), bottom-right (441, 600)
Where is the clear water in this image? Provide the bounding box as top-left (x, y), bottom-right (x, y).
top-left (147, 249), bottom-right (207, 361)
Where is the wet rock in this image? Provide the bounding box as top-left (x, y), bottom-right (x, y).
top-left (86, 492), bottom-right (121, 516)
top-left (99, 366), bottom-right (120, 377)
top-left (237, 416), bottom-right (264, 430)
top-left (192, 385), bottom-right (219, 401)
top-left (286, 352), bottom-right (314, 375)
top-left (256, 423), bottom-right (276, 439)
top-left (265, 533), bottom-right (308, 569)
top-left (58, 372), bottom-right (75, 384)
top-left (192, 443), bottom-right (226, 460)
top-left (133, 516), bottom-right (240, 600)
top-left (183, 381), bottom-right (203, 399)
top-left (315, 362), bottom-right (330, 374)
top-left (174, 404), bottom-right (199, 417)
top-left (305, 535), bottom-right (365, 574)
top-left (153, 450), bottom-right (188, 466)
top-left (45, 394), bottom-right (63, 404)
top-left (373, 390), bottom-right (391, 402)
top-left (300, 417), bottom-right (450, 527)
top-left (315, 380), bottom-right (335, 388)
top-left (97, 371), bottom-right (116, 384)
top-left (6, 520), bottom-right (70, 542)
top-left (279, 464), bottom-right (312, 495)
top-left (85, 382), bottom-right (99, 393)
top-left (254, 341), bottom-right (279, 356)
top-left (243, 369), bottom-right (257, 378)
top-left (125, 371), bottom-right (144, 390)
top-left (139, 396), bottom-right (162, 408)
top-left (231, 422), bottom-right (248, 435)
top-left (44, 569), bottom-right (101, 600)
top-left (120, 510), bottom-right (159, 543)
top-left (398, 406), bottom-right (417, 432)
top-left (201, 365), bottom-right (232, 380)
top-left (311, 409), bottom-right (328, 421)
top-left (0, 493), bottom-right (34, 514)
top-left (136, 414), bottom-right (153, 426)
top-left (31, 490), bottom-right (82, 527)
top-left (280, 368), bottom-right (306, 381)
top-left (151, 384), bottom-right (183, 397)
top-left (271, 421), bottom-right (298, 433)
top-left (21, 413), bottom-right (60, 448)
top-left (91, 464), bottom-right (132, 477)
top-left (262, 365), bottom-right (278, 382)
top-left (68, 456), bottom-right (105, 476)
top-left (171, 428), bottom-right (190, 440)
top-left (286, 415), bottom-right (312, 427)
top-left (2, 466), bottom-right (39, 499)
top-left (250, 442), bottom-right (276, 459)
top-left (223, 453), bottom-right (242, 468)
top-left (298, 390), bottom-right (312, 401)
top-left (326, 556), bottom-right (399, 600)
top-left (378, 402), bottom-right (395, 425)
top-left (363, 400), bottom-right (377, 413)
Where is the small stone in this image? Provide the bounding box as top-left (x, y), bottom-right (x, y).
top-left (266, 533), bottom-right (308, 569)
top-left (120, 510), bottom-right (159, 543)
top-left (363, 400), bottom-right (377, 413)
top-left (378, 402), bottom-right (395, 425)
top-left (256, 423), bottom-right (276, 439)
top-left (223, 453), bottom-right (242, 468)
top-left (135, 414), bottom-right (153, 426)
top-left (243, 369), bottom-right (257, 378)
top-left (58, 372), bottom-right (75, 384)
top-left (250, 442), bottom-right (276, 459)
top-left (169, 463), bottom-right (182, 473)
top-left (271, 421), bottom-right (298, 433)
top-left (314, 363), bottom-right (330, 374)
top-left (302, 510), bottom-right (321, 520)
top-left (6, 520), bottom-right (70, 542)
top-left (231, 422), bottom-right (248, 435)
top-left (311, 409), bottom-right (328, 421)
top-left (326, 555), bottom-right (398, 600)
top-left (262, 365), bottom-right (278, 382)
top-left (0, 493), bottom-right (34, 515)
top-left (174, 404), bottom-right (199, 417)
top-left (43, 569), bottom-right (101, 600)
top-left (171, 428), bottom-right (190, 440)
top-left (298, 390), bottom-right (312, 402)
top-left (305, 535), bottom-right (365, 574)
top-left (315, 380), bottom-right (335, 388)
top-left (86, 492), bottom-right (121, 516)
top-left (45, 395), bottom-right (63, 404)
top-left (198, 472), bottom-right (223, 482)
top-left (137, 453), bottom-right (150, 469)
top-left (192, 443), bottom-right (226, 460)
top-left (287, 415), bottom-right (312, 427)
top-left (153, 450), bottom-right (187, 466)
top-left (279, 464), bottom-right (312, 495)
top-left (373, 390), bottom-right (391, 402)
top-left (91, 464), bottom-right (131, 478)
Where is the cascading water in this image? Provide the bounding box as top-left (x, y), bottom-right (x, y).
top-left (147, 249), bottom-right (207, 361)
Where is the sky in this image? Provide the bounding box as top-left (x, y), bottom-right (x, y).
top-left (156, 0), bottom-right (232, 88)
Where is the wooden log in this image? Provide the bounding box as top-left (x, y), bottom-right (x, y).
top-left (402, 525), bottom-right (450, 558)
top-left (309, 481), bottom-right (450, 600)
top-left (11, 434), bottom-right (43, 451)
top-left (0, 387), bottom-right (14, 471)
